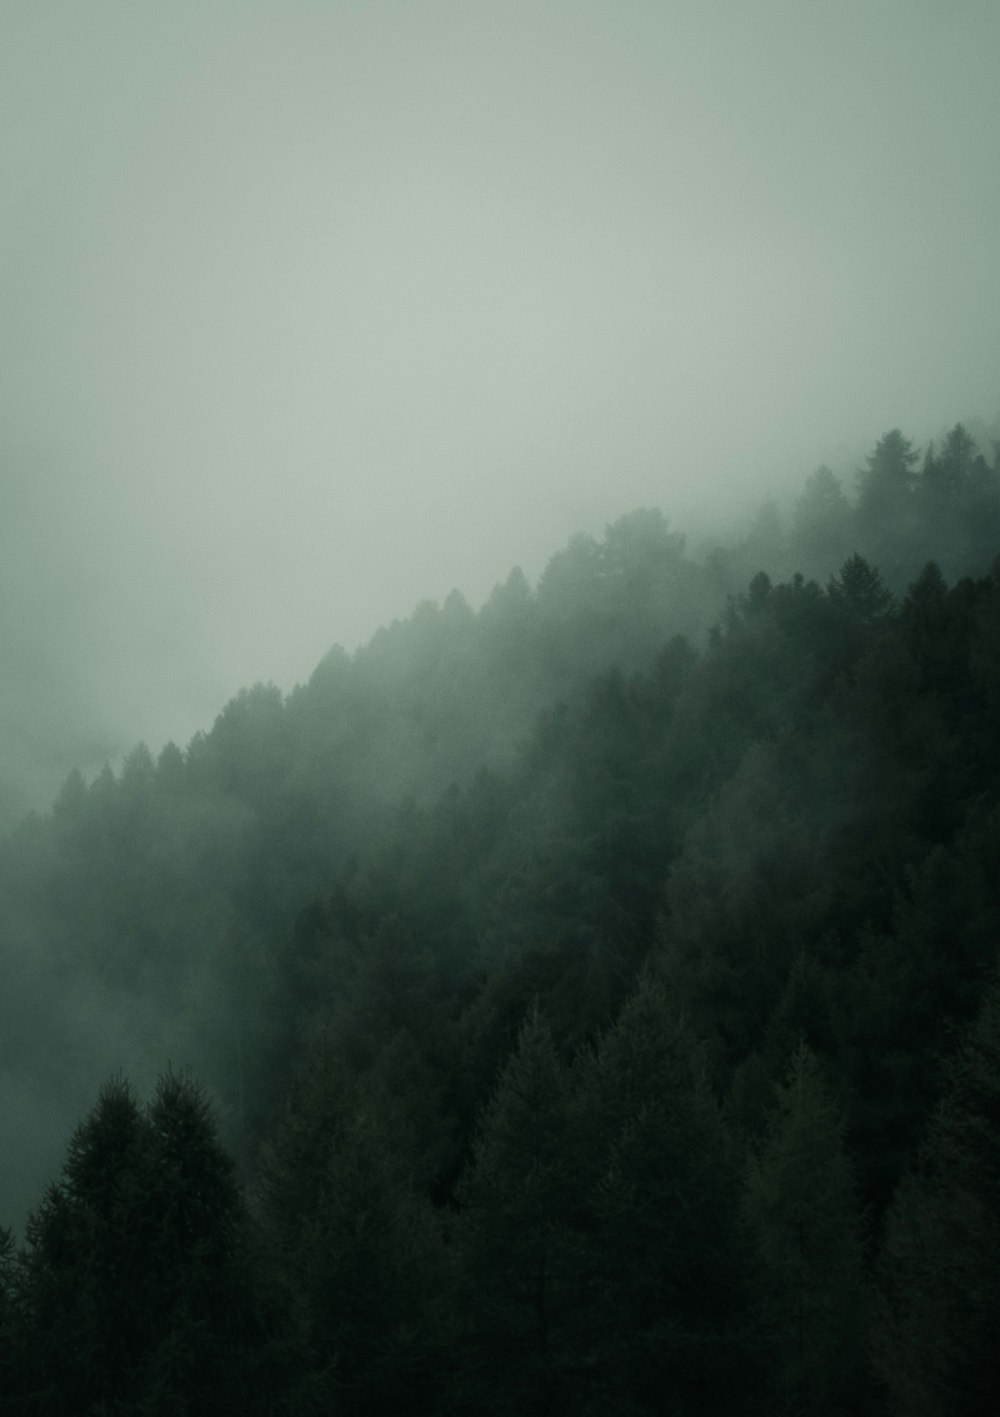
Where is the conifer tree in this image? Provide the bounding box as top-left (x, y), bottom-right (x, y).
top-left (744, 1041), bottom-right (867, 1415)
top-left (133, 1072), bottom-right (272, 1415)
top-left (576, 976), bottom-right (764, 1414)
top-left (857, 430), bottom-right (919, 525)
top-left (793, 465), bottom-right (852, 574)
top-left (17, 1074), bottom-right (276, 1416)
top-left (17, 1077), bottom-right (149, 1414)
top-left (254, 1037), bottom-right (448, 1415)
top-left (872, 968), bottom-right (1000, 1417)
top-left (0, 1225), bottom-right (18, 1402)
top-left (827, 553), bottom-right (894, 624)
top-left (454, 1003), bottom-right (579, 1415)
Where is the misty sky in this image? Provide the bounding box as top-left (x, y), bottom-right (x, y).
top-left (2, 0), bottom-right (999, 810)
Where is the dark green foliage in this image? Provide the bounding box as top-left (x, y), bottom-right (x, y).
top-left (573, 978), bottom-right (765, 1414)
top-left (1, 425), bottom-right (995, 1152)
top-left (14, 1075), bottom-right (279, 1416)
top-left (917, 425), bottom-right (1000, 577)
top-left (745, 1043), bottom-right (868, 1414)
top-left (253, 1039), bottom-right (449, 1415)
top-left (794, 465), bottom-right (853, 575)
top-left (827, 553), bottom-right (894, 623)
top-left (0, 1225), bottom-right (18, 1399)
top-left (857, 429), bottom-right (919, 525)
top-left (453, 1006), bottom-right (579, 1414)
top-left (1, 419), bottom-right (1000, 1413)
top-left (872, 968), bottom-right (1000, 1417)
top-left (17, 1078), bottom-right (150, 1413)
top-left (451, 984), bottom-right (765, 1414)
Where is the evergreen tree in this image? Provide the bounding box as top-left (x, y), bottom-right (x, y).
top-left (575, 976), bottom-right (765, 1414)
top-left (937, 423), bottom-right (978, 501)
top-left (16, 1074), bottom-right (277, 1416)
top-left (872, 967), bottom-right (1000, 1417)
top-left (133, 1072), bottom-right (275, 1415)
top-left (793, 465), bottom-right (853, 575)
top-left (254, 1037), bottom-right (448, 1415)
top-left (17, 1078), bottom-right (150, 1414)
top-left (744, 1042), bottom-right (868, 1415)
top-left (916, 425), bottom-right (988, 576)
top-left (827, 553), bottom-right (894, 624)
top-left (857, 430), bottom-right (919, 526)
top-left (0, 1224), bottom-right (18, 1402)
top-left (453, 1004), bottom-right (579, 1415)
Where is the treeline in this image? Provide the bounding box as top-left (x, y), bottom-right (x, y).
top-left (1, 424), bottom-right (1000, 1412)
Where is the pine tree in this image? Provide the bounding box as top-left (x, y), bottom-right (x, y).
top-left (576, 976), bottom-right (764, 1414)
top-left (133, 1072), bottom-right (271, 1415)
top-left (0, 1225), bottom-right (18, 1402)
top-left (254, 1037), bottom-right (448, 1415)
top-left (454, 1004), bottom-right (579, 1415)
top-left (872, 968), bottom-right (1000, 1417)
top-left (827, 553), bottom-right (894, 624)
top-left (857, 430), bottom-right (919, 526)
top-left (17, 1074), bottom-right (277, 1416)
top-left (18, 1077), bottom-right (150, 1414)
top-left (793, 465), bottom-right (853, 575)
top-left (744, 1042), bottom-right (868, 1415)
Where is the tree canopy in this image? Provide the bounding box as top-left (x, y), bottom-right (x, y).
top-left (1, 421), bottom-right (999, 1412)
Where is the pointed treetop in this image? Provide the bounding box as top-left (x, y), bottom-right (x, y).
top-left (827, 553), bottom-right (894, 623)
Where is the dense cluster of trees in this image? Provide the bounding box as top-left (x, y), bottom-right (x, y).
top-left (1, 423), bottom-right (999, 1412)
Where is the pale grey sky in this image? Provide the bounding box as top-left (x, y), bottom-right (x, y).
top-left (2, 0), bottom-right (998, 804)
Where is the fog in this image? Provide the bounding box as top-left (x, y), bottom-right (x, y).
top-left (2, 0), bottom-right (999, 818)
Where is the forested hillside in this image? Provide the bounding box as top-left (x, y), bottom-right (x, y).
top-left (2, 424), bottom-right (1000, 1413)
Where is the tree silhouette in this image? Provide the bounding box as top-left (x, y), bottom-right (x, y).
top-left (873, 966), bottom-right (1000, 1417)
top-left (828, 553), bottom-right (894, 623)
top-left (454, 1004), bottom-right (579, 1415)
top-left (745, 1042), bottom-right (868, 1415)
top-left (16, 1074), bottom-right (274, 1415)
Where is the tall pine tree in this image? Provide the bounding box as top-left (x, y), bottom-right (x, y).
top-left (15, 1073), bottom-right (277, 1416)
top-left (575, 975), bottom-right (764, 1415)
top-left (453, 1004), bottom-right (579, 1415)
top-left (872, 966), bottom-right (1000, 1417)
top-left (744, 1042), bottom-right (868, 1415)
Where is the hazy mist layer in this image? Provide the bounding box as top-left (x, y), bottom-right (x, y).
top-left (2, 0), bottom-right (998, 814)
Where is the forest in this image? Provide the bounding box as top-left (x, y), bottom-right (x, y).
top-left (1, 422), bottom-right (999, 1414)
